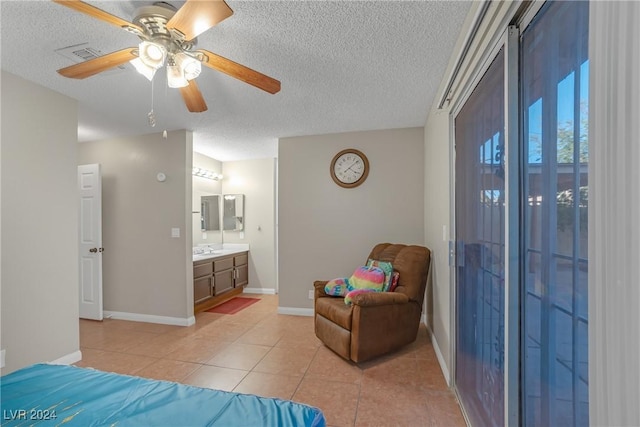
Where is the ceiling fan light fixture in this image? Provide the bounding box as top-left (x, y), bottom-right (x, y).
top-left (139, 41), bottom-right (166, 69)
top-left (167, 62), bottom-right (188, 88)
top-left (178, 54), bottom-right (202, 81)
top-left (53, 0), bottom-right (281, 114)
top-left (130, 58), bottom-right (157, 81)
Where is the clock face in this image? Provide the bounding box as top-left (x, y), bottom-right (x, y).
top-left (330, 149), bottom-right (369, 188)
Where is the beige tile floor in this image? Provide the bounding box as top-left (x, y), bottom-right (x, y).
top-left (76, 294), bottom-right (466, 427)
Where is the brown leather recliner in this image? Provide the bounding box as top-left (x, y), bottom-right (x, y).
top-left (314, 243), bottom-right (431, 363)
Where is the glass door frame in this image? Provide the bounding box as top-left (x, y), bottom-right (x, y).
top-left (449, 25), bottom-right (520, 426)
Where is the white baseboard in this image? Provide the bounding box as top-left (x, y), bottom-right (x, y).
top-left (277, 307), bottom-right (314, 317)
top-left (49, 350), bottom-right (82, 366)
top-left (429, 326), bottom-right (451, 387)
top-left (244, 287), bottom-right (276, 295)
top-left (104, 311), bottom-right (195, 327)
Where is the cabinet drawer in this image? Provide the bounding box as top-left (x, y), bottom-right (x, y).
top-left (214, 257), bottom-right (233, 272)
top-left (234, 253), bottom-right (248, 266)
top-left (194, 262), bottom-right (213, 278)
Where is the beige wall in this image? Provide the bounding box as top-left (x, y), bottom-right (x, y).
top-left (423, 110), bottom-right (452, 368)
top-left (193, 152), bottom-right (222, 246)
top-left (1, 71), bottom-right (79, 373)
top-left (77, 130), bottom-right (193, 321)
top-left (278, 128), bottom-right (425, 309)
top-left (222, 158), bottom-right (276, 292)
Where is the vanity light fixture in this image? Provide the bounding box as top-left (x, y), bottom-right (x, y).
top-left (193, 167), bottom-right (223, 181)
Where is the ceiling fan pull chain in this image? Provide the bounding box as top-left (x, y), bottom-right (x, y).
top-left (148, 77), bottom-right (156, 127)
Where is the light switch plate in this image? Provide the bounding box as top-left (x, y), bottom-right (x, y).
top-left (1, 349), bottom-right (6, 368)
top-left (308, 290), bottom-right (314, 300)
top-left (171, 228), bottom-right (180, 238)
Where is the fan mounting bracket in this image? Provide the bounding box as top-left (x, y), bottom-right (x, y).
top-left (132, 3), bottom-right (196, 54)
top-left (132, 5), bottom-right (172, 35)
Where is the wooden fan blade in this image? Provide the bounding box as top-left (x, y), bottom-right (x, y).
top-left (197, 49), bottom-right (281, 94)
top-left (167, 0), bottom-right (233, 41)
top-left (57, 48), bottom-right (137, 79)
top-left (180, 80), bottom-right (208, 113)
top-left (52, 0), bottom-right (143, 33)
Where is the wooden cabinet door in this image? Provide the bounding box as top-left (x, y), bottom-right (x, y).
top-left (214, 269), bottom-right (234, 295)
top-left (234, 264), bottom-right (248, 287)
top-left (194, 276), bottom-right (213, 304)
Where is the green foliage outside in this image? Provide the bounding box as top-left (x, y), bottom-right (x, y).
top-left (556, 100), bottom-right (588, 231)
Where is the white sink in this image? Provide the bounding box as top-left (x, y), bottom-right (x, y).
top-left (192, 244), bottom-right (249, 261)
top-left (192, 250), bottom-right (232, 261)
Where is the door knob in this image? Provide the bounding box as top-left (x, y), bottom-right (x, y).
top-left (89, 248), bottom-right (98, 253)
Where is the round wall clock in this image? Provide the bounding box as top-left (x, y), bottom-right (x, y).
top-left (330, 148), bottom-right (370, 188)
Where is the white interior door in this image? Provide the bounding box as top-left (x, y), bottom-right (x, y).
top-left (78, 164), bottom-right (103, 320)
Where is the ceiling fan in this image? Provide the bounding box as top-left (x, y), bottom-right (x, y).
top-left (53, 0), bottom-right (281, 113)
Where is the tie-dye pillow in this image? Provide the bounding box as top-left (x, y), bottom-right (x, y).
top-left (324, 266), bottom-right (385, 300)
top-left (366, 259), bottom-right (394, 291)
top-left (348, 265), bottom-right (385, 291)
top-left (324, 277), bottom-right (350, 296)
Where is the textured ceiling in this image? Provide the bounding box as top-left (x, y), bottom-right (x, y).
top-left (0, 0), bottom-right (471, 161)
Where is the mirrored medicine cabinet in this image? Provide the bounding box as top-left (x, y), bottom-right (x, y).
top-left (200, 194), bottom-right (244, 232)
top-left (223, 194), bottom-right (244, 231)
top-left (201, 195), bottom-right (221, 231)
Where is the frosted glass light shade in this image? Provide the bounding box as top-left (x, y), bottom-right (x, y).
top-left (139, 41), bottom-right (166, 69)
top-left (167, 63), bottom-right (188, 88)
top-left (130, 58), bottom-right (156, 81)
top-left (176, 53), bottom-right (202, 80)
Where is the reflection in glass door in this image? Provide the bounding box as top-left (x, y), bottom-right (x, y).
top-left (454, 48), bottom-right (505, 427)
top-left (521, 2), bottom-right (589, 426)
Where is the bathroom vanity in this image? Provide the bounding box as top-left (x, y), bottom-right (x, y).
top-left (193, 245), bottom-right (249, 313)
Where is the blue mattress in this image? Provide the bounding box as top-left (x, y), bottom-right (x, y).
top-left (1, 364), bottom-right (325, 426)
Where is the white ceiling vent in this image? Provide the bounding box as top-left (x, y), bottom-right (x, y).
top-left (55, 43), bottom-right (129, 76)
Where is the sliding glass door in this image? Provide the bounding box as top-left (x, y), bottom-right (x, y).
top-left (454, 48), bottom-right (505, 427)
top-left (453, 1), bottom-right (589, 425)
top-left (521, 2), bottom-right (589, 425)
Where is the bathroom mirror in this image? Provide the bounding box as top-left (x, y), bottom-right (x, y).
top-left (201, 195), bottom-right (221, 231)
top-left (223, 194), bottom-right (244, 231)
